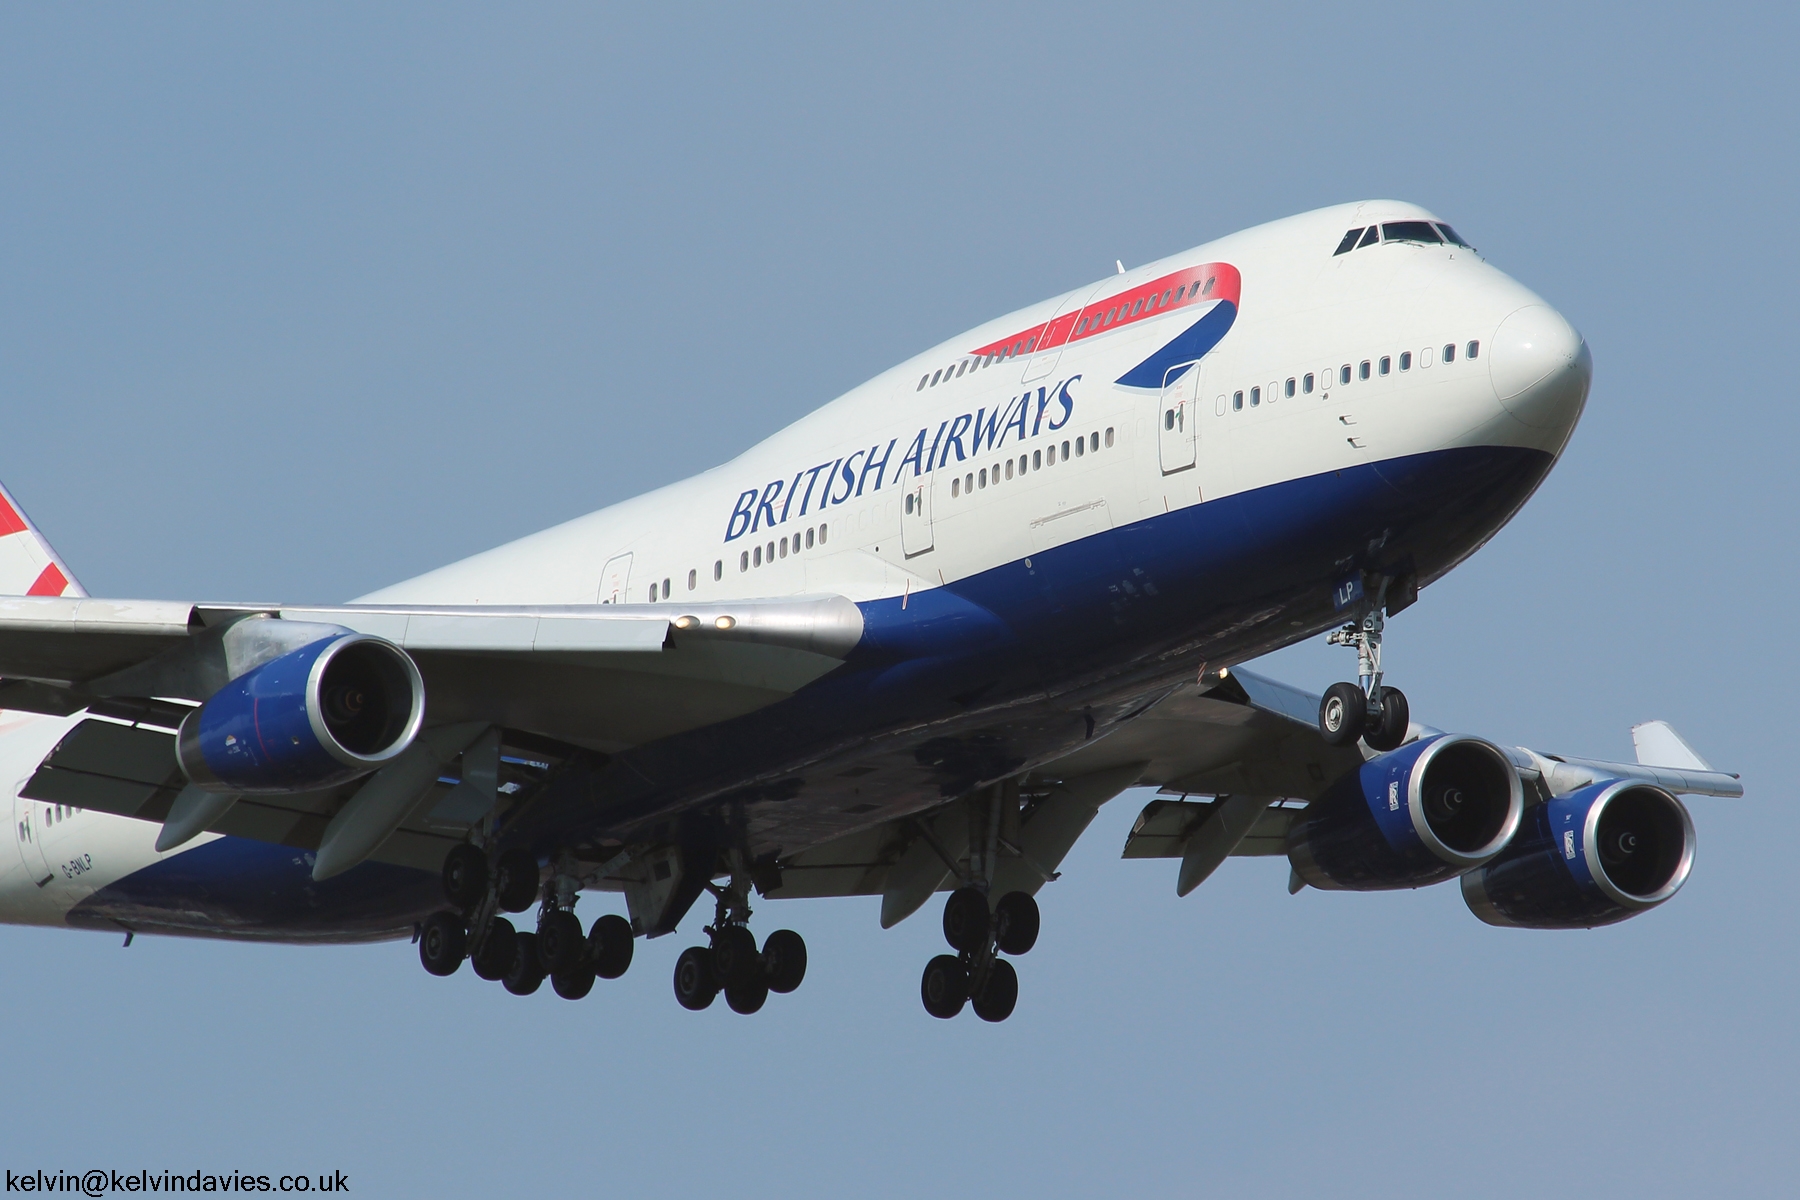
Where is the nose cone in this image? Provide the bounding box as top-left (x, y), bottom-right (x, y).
top-left (1489, 304), bottom-right (1591, 430)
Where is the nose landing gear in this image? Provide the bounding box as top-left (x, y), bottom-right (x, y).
top-left (1320, 595), bottom-right (1410, 753)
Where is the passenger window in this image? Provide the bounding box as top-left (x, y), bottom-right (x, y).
top-left (1074, 437), bottom-right (1083, 457)
top-left (955, 361), bottom-right (968, 378)
top-left (1176, 285), bottom-right (1187, 301)
top-left (1033, 450), bottom-right (1042, 470)
top-left (1250, 386), bottom-right (1260, 407)
top-left (1467, 340), bottom-right (1480, 359)
top-left (1357, 226), bottom-right (1380, 249)
top-left (819, 524), bottom-right (827, 544)
top-left (1164, 409), bottom-right (1174, 430)
top-left (931, 368), bottom-right (943, 386)
top-left (806, 528), bottom-right (815, 548)
top-left (1400, 351), bottom-right (1411, 371)
top-left (1443, 343), bottom-right (1456, 363)
top-left (687, 569), bottom-right (696, 590)
top-left (1359, 361), bottom-right (1370, 380)
top-left (1005, 459), bottom-right (1014, 479)
top-left (1379, 356), bottom-right (1391, 375)
top-left (648, 585), bottom-right (657, 602)
top-left (951, 477), bottom-right (961, 498)
top-left (714, 560), bottom-right (723, 581)
top-left (979, 468), bottom-right (987, 488)
top-left (904, 493), bottom-right (915, 514)
top-left (766, 542), bottom-right (775, 563)
top-left (1304, 373), bottom-right (1315, 394)
top-left (1090, 432), bottom-right (1099, 452)
top-left (740, 551), bottom-right (749, 572)
top-left (662, 578), bottom-right (672, 596)
top-left (1062, 440), bottom-right (1071, 459)
top-left (1105, 427), bottom-right (1115, 447)
top-left (917, 375), bottom-right (928, 391)
top-left (1340, 365), bottom-right (1352, 385)
top-left (1286, 378), bottom-right (1296, 398)
top-left (1233, 390), bottom-right (1243, 411)
top-left (1421, 346), bottom-right (1435, 368)
top-left (1334, 228), bottom-right (1364, 255)
top-left (780, 537), bottom-right (789, 558)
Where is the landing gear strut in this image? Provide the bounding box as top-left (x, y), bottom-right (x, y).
top-left (1321, 596), bottom-right (1409, 752)
top-left (917, 781), bottom-right (1041, 1022)
top-left (671, 862), bottom-right (807, 1015)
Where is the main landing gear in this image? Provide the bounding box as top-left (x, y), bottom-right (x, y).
top-left (921, 886), bottom-right (1038, 1022)
top-left (672, 871), bottom-right (807, 1015)
top-left (1319, 601), bottom-right (1410, 753)
top-left (418, 843), bottom-right (636, 1001)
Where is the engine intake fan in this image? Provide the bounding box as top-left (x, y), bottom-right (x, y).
top-left (1287, 734), bottom-right (1524, 890)
top-left (1462, 780), bottom-right (1694, 928)
top-left (177, 632), bottom-right (425, 794)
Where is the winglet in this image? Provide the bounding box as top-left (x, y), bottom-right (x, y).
top-left (1631, 721), bottom-right (1712, 772)
top-left (0, 481), bottom-right (84, 598)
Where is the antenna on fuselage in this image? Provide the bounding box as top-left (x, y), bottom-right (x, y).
top-left (1115, 260), bottom-right (1125, 274)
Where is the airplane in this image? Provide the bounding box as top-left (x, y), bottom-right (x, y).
top-left (0, 200), bottom-right (1742, 1022)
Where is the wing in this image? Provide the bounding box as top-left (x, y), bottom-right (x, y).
top-left (0, 593), bottom-right (861, 752)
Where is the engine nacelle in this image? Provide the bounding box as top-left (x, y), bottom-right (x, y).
top-left (177, 633), bottom-right (425, 794)
top-left (1287, 734), bottom-right (1524, 890)
top-left (1462, 780), bottom-right (1694, 928)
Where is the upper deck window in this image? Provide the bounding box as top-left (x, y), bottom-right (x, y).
top-left (1381, 221), bottom-right (1444, 245)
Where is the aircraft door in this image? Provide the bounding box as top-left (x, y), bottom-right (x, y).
top-left (1157, 361), bottom-right (1200, 474)
top-left (899, 475), bottom-right (934, 557)
top-left (12, 791), bottom-right (52, 889)
top-left (1022, 283), bottom-right (1104, 384)
top-left (596, 553), bottom-right (633, 604)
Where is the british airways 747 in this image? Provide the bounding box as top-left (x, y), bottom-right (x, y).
top-left (0, 201), bottom-right (1738, 1020)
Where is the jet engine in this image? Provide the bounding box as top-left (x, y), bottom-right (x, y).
top-left (1462, 780), bottom-right (1694, 928)
top-left (177, 632), bottom-right (425, 794)
top-left (1287, 734), bottom-right (1524, 890)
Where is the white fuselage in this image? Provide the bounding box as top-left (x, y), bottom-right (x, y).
top-left (0, 200), bottom-right (1590, 938)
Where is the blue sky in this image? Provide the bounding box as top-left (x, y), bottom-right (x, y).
top-left (2, 4), bottom-right (1795, 1195)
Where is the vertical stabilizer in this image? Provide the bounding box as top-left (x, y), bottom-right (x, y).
top-left (0, 482), bottom-right (84, 598)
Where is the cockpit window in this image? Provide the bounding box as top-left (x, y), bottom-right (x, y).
top-left (1434, 223), bottom-right (1471, 248)
top-left (1334, 228), bottom-right (1363, 256)
top-left (1381, 221), bottom-right (1443, 244)
top-left (1357, 226), bottom-right (1380, 249)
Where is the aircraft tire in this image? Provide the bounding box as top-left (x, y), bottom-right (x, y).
top-left (1319, 682), bottom-right (1368, 746)
top-left (441, 843), bottom-right (488, 911)
top-left (493, 849), bottom-right (541, 913)
top-left (921, 954), bottom-right (968, 1019)
top-left (725, 975), bottom-right (769, 1015)
top-left (537, 909), bottom-right (586, 973)
top-left (942, 886), bottom-right (990, 953)
top-left (711, 924), bottom-right (761, 988)
top-left (762, 929), bottom-right (807, 994)
top-left (994, 892), bottom-right (1039, 956)
top-left (587, 913), bottom-right (635, 980)
top-left (419, 911), bottom-right (467, 978)
top-left (674, 946), bottom-right (719, 1011)
top-left (470, 916), bottom-right (517, 981)
top-left (551, 961), bottom-right (596, 1001)
top-left (971, 958), bottom-right (1018, 1023)
top-left (1362, 687), bottom-right (1410, 752)
top-left (503, 932), bottom-right (546, 996)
